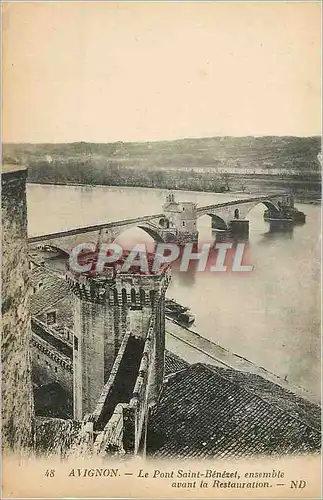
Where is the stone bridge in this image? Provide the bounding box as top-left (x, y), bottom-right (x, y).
top-left (196, 192), bottom-right (294, 231)
top-left (28, 191), bottom-right (296, 253)
top-left (28, 215), bottom-right (165, 255)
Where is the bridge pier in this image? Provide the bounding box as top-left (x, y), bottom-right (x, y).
top-left (229, 219), bottom-right (249, 240)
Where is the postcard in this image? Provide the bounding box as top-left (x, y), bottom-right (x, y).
top-left (1, 1), bottom-right (321, 499)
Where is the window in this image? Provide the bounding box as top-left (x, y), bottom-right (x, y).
top-left (54, 366), bottom-right (58, 373)
top-left (74, 335), bottom-right (79, 351)
top-left (150, 290), bottom-right (156, 306)
top-left (38, 282), bottom-right (43, 290)
top-left (182, 221), bottom-right (186, 227)
top-left (46, 311), bottom-right (57, 325)
top-left (131, 288), bottom-right (136, 304)
top-left (122, 288), bottom-right (127, 305)
top-left (140, 289), bottom-right (146, 306)
top-left (33, 287), bottom-right (37, 294)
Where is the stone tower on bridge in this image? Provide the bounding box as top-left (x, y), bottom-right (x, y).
top-left (159, 193), bottom-right (199, 244)
top-left (67, 256), bottom-right (171, 421)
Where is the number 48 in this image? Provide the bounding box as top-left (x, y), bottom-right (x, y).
top-left (45, 469), bottom-right (55, 477)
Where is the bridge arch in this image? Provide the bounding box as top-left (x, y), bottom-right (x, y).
top-left (137, 225), bottom-right (164, 243)
top-left (245, 200), bottom-right (280, 218)
top-left (35, 244), bottom-right (70, 257)
top-left (112, 224), bottom-right (165, 246)
top-left (199, 213), bottom-right (228, 231)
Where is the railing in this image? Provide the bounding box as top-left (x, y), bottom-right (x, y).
top-left (31, 332), bottom-right (72, 372)
top-left (31, 316), bottom-right (72, 359)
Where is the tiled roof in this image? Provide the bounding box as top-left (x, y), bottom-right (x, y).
top-left (31, 266), bottom-right (71, 316)
top-left (206, 365), bottom-right (321, 431)
top-left (148, 363), bottom-right (321, 459)
top-left (164, 350), bottom-right (189, 377)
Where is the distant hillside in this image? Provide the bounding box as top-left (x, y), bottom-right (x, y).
top-left (3, 136), bottom-right (321, 171)
top-left (3, 136), bottom-right (321, 201)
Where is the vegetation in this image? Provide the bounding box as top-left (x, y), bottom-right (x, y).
top-left (3, 136), bottom-right (321, 197)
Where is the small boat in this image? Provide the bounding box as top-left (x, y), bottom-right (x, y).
top-left (165, 298), bottom-right (195, 327)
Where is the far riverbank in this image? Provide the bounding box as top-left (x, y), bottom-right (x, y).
top-left (26, 178), bottom-right (321, 204)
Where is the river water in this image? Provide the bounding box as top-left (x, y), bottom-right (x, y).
top-left (27, 183), bottom-right (321, 400)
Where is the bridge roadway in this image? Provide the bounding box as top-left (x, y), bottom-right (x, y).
top-left (28, 192), bottom-right (286, 244)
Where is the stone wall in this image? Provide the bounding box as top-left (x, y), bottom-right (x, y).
top-left (35, 417), bottom-right (81, 457)
top-left (1, 166), bottom-right (34, 452)
top-left (31, 334), bottom-right (73, 394)
top-left (70, 269), bottom-right (171, 421)
top-left (36, 295), bottom-right (74, 336)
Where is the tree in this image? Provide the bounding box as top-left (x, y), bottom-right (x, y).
top-left (220, 172), bottom-right (231, 191)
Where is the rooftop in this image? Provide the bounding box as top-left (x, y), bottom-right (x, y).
top-left (2, 163), bottom-right (27, 174)
top-left (31, 265), bottom-right (71, 316)
top-left (148, 363), bottom-right (321, 459)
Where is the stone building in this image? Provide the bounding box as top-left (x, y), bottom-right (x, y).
top-left (160, 193), bottom-right (199, 244)
top-left (66, 251), bottom-right (171, 456)
top-left (2, 163), bottom-right (321, 459)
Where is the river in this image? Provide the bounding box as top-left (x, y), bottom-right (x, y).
top-left (27, 183), bottom-right (321, 400)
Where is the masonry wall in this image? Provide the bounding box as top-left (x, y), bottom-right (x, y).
top-left (36, 295), bottom-right (74, 338)
top-left (31, 337), bottom-right (73, 394)
top-left (70, 270), bottom-right (171, 422)
top-left (1, 166), bottom-right (34, 452)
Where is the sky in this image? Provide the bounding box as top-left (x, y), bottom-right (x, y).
top-left (2, 1), bottom-right (322, 143)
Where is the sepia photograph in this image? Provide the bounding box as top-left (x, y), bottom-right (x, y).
top-left (1, 1), bottom-right (322, 498)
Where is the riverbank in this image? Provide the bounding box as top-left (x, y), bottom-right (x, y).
top-left (26, 179), bottom-right (321, 204)
top-left (165, 319), bottom-right (319, 405)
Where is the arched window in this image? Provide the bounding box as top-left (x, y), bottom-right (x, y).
top-left (131, 288), bottom-right (137, 305)
top-left (113, 288), bottom-right (118, 305)
top-left (140, 289), bottom-right (146, 306)
top-left (122, 288), bottom-right (127, 305)
top-left (150, 290), bottom-right (156, 306)
top-left (234, 208), bottom-right (240, 219)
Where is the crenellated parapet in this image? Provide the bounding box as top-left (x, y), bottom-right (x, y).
top-left (31, 334), bottom-right (72, 373)
top-left (66, 265), bottom-right (171, 306)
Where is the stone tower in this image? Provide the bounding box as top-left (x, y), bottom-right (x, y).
top-left (67, 258), bottom-right (171, 421)
top-left (1, 165), bottom-right (34, 452)
top-left (160, 193), bottom-right (198, 244)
